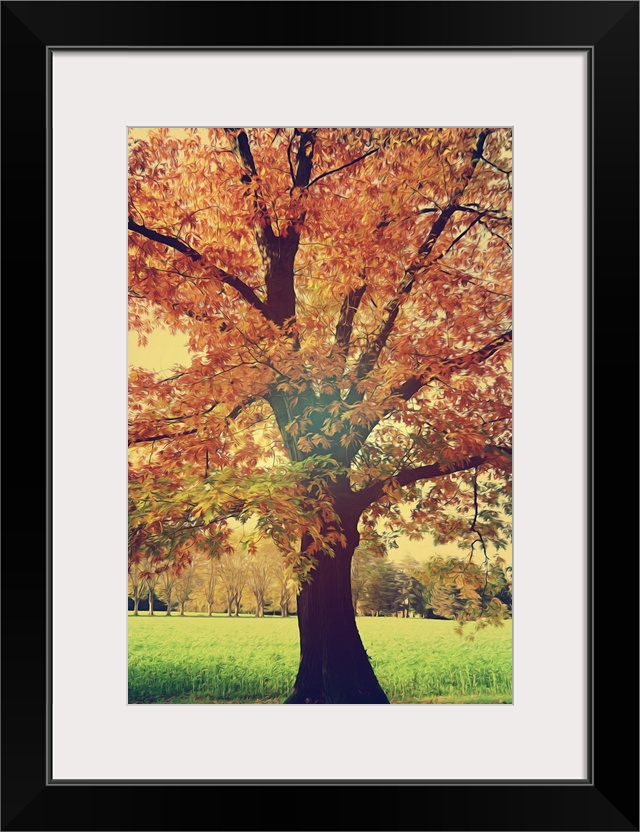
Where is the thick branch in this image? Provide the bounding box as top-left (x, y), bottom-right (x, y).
top-left (224, 128), bottom-right (275, 243)
top-left (335, 284), bottom-right (366, 352)
top-left (225, 128), bottom-right (300, 327)
top-left (215, 271), bottom-right (270, 317)
top-left (293, 130), bottom-right (317, 188)
top-left (449, 129), bottom-right (489, 202)
top-left (128, 219), bottom-right (202, 261)
top-left (129, 219), bottom-right (269, 317)
top-left (395, 455), bottom-right (490, 488)
top-left (225, 128), bottom-right (258, 181)
top-left (355, 447), bottom-right (511, 512)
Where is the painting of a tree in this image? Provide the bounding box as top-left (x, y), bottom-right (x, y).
top-left (128, 127), bottom-right (512, 704)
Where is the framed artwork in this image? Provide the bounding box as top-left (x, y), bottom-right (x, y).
top-left (2, 2), bottom-right (637, 830)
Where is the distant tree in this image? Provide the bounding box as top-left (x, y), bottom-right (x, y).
top-left (220, 548), bottom-right (249, 617)
top-left (405, 575), bottom-right (427, 617)
top-left (128, 553), bottom-right (147, 616)
top-left (157, 562), bottom-right (183, 616)
top-left (246, 542), bottom-right (276, 617)
top-left (174, 557), bottom-right (200, 615)
top-left (140, 556), bottom-right (162, 617)
top-left (362, 560), bottom-right (405, 617)
top-left (198, 554), bottom-right (221, 616)
top-left (273, 557), bottom-right (296, 617)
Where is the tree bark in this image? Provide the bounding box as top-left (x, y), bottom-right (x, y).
top-left (165, 592), bottom-right (172, 615)
top-left (285, 510), bottom-right (389, 704)
top-left (133, 597), bottom-right (139, 616)
top-left (180, 601), bottom-right (185, 616)
top-left (148, 588), bottom-right (154, 616)
top-left (207, 601), bottom-right (213, 617)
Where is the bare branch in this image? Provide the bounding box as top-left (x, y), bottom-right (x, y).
top-left (128, 219), bottom-right (202, 261)
top-left (129, 398), bottom-right (256, 446)
top-left (306, 148), bottom-right (379, 188)
top-left (131, 403), bottom-right (218, 427)
top-left (129, 217), bottom-right (269, 317)
top-left (437, 215), bottom-right (483, 259)
top-left (394, 330), bottom-right (512, 403)
top-left (129, 429), bottom-right (198, 446)
top-left (481, 155), bottom-right (511, 175)
top-left (479, 218), bottom-right (512, 250)
top-left (376, 207), bottom-right (439, 230)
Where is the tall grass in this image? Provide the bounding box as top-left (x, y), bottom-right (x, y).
top-left (128, 615), bottom-right (512, 704)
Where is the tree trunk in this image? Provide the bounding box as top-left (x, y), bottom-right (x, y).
top-left (133, 596), bottom-right (139, 616)
top-left (207, 601), bottom-right (213, 616)
top-left (285, 512), bottom-right (389, 705)
top-left (234, 598), bottom-right (240, 617)
top-left (148, 588), bottom-right (154, 616)
top-left (180, 601), bottom-right (185, 616)
top-left (165, 593), bottom-right (172, 615)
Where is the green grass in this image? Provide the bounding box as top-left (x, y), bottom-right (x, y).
top-left (128, 614), bottom-right (512, 704)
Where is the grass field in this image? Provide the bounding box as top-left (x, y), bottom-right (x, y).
top-left (129, 614), bottom-right (512, 704)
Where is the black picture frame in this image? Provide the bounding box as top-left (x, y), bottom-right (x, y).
top-left (2, 2), bottom-right (638, 830)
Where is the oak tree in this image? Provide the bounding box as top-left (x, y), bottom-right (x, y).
top-left (128, 127), bottom-right (512, 703)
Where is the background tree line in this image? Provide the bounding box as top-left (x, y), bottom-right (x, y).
top-left (129, 531), bottom-right (512, 623)
top-left (351, 540), bottom-right (511, 623)
top-left (128, 534), bottom-right (297, 617)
